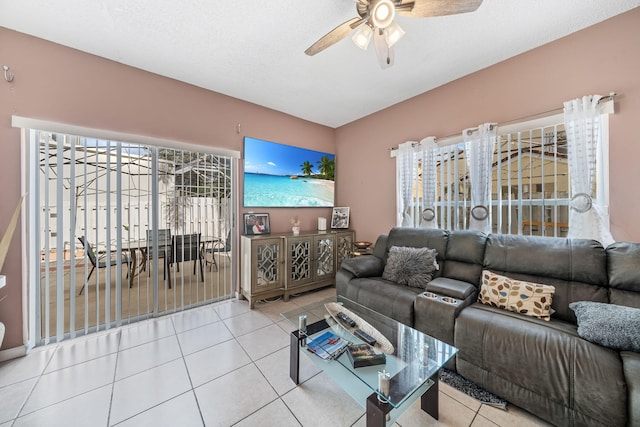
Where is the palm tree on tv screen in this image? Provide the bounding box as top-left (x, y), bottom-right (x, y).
top-left (316, 156), bottom-right (335, 180)
top-left (300, 160), bottom-right (314, 177)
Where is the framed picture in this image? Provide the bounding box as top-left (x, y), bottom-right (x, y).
top-left (243, 213), bottom-right (271, 235)
top-left (331, 207), bottom-right (350, 229)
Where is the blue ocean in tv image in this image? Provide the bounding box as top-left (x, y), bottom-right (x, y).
top-left (243, 137), bottom-right (335, 207)
top-left (244, 173), bottom-right (334, 207)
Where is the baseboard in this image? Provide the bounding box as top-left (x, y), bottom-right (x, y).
top-left (0, 344), bottom-right (27, 362)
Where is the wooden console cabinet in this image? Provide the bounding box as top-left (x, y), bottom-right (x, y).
top-left (241, 230), bottom-right (355, 308)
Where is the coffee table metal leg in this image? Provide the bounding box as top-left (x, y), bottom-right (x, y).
top-left (366, 394), bottom-right (391, 427)
top-left (290, 331), bottom-right (300, 385)
top-left (421, 370), bottom-right (440, 420)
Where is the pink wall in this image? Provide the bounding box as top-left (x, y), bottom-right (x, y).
top-left (336, 8), bottom-right (640, 245)
top-left (1, 7), bottom-right (639, 350)
top-left (0, 27), bottom-right (335, 349)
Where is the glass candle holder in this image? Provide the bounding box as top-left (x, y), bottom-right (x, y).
top-left (378, 369), bottom-right (391, 403)
top-left (298, 315), bottom-right (307, 345)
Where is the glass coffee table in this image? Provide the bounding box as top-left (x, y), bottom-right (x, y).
top-left (282, 298), bottom-right (458, 426)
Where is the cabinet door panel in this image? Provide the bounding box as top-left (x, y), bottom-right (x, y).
top-left (314, 235), bottom-right (335, 280)
top-left (336, 231), bottom-right (354, 268)
top-left (254, 240), bottom-right (282, 290)
top-left (287, 237), bottom-right (313, 287)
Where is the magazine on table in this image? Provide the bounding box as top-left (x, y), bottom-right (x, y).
top-left (306, 330), bottom-right (348, 360)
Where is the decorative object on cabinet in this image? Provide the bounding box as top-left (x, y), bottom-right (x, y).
top-left (353, 241), bottom-right (373, 256)
top-left (354, 241), bottom-right (372, 250)
top-left (317, 216), bottom-right (327, 231)
top-left (290, 217), bottom-right (301, 236)
top-left (331, 207), bottom-right (350, 229)
top-left (243, 213), bottom-right (270, 235)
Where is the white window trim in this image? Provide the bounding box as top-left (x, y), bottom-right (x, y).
top-left (12, 116), bottom-right (240, 159)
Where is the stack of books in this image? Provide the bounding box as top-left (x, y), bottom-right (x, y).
top-left (346, 343), bottom-right (386, 368)
top-left (306, 331), bottom-right (348, 360)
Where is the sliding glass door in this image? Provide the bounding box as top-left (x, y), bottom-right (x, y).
top-left (26, 129), bottom-right (235, 346)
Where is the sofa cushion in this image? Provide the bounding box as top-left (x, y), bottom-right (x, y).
top-left (441, 230), bottom-right (487, 286)
top-left (382, 246), bottom-right (438, 289)
top-left (479, 270), bottom-right (555, 321)
top-left (569, 301), bottom-right (640, 352)
top-left (483, 234), bottom-right (608, 323)
top-left (607, 242), bottom-right (640, 308)
top-left (455, 303), bottom-right (628, 427)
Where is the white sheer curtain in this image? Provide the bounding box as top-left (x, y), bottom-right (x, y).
top-left (564, 95), bottom-right (614, 246)
top-left (396, 141), bottom-right (416, 226)
top-left (420, 137), bottom-right (438, 228)
top-left (464, 123), bottom-right (496, 233)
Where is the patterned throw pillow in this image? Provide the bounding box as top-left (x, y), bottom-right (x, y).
top-left (382, 246), bottom-right (438, 289)
top-left (478, 270), bottom-right (555, 321)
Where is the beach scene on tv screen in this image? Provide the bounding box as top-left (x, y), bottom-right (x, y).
top-left (243, 137), bottom-right (335, 207)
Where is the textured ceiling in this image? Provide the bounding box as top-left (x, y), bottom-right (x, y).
top-left (1, 0), bottom-right (638, 127)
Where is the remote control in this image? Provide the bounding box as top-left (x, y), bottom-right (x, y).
top-left (354, 329), bottom-right (377, 346)
top-left (336, 311), bottom-right (357, 327)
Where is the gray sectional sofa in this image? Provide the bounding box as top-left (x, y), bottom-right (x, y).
top-left (336, 227), bottom-right (640, 427)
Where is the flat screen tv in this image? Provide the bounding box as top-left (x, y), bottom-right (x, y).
top-left (243, 137), bottom-right (335, 207)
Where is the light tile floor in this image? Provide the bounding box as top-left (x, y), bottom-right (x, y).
top-left (0, 287), bottom-right (552, 426)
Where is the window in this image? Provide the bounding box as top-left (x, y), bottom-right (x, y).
top-left (395, 103), bottom-right (612, 237)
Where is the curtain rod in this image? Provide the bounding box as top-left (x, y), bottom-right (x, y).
top-left (389, 92), bottom-right (616, 151)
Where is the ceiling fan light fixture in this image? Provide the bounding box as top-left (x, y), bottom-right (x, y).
top-left (352, 23), bottom-right (373, 50)
top-left (371, 0), bottom-right (395, 29)
top-left (385, 21), bottom-right (405, 47)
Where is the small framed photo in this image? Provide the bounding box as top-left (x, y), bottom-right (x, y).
top-left (244, 213), bottom-right (271, 235)
top-left (331, 207), bottom-right (350, 229)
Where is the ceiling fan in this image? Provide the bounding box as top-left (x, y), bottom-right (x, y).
top-left (305, 0), bottom-right (484, 68)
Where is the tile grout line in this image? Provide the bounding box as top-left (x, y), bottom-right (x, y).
top-left (10, 343), bottom-right (60, 424)
top-left (230, 328), bottom-right (324, 427)
top-left (171, 315), bottom-right (208, 427)
top-left (105, 329), bottom-right (124, 427)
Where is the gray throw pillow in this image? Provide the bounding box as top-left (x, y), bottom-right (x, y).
top-left (569, 301), bottom-right (640, 353)
top-left (382, 246), bottom-right (438, 289)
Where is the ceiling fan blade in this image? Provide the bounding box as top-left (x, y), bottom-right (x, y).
top-left (373, 29), bottom-right (394, 69)
top-left (397, 0), bottom-right (483, 18)
top-left (350, 17), bottom-right (368, 30)
top-left (305, 17), bottom-right (362, 56)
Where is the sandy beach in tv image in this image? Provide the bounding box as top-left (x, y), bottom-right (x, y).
top-left (243, 137), bottom-right (335, 207)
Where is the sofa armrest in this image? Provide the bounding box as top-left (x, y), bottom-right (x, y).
top-left (341, 255), bottom-right (384, 278)
top-left (426, 277), bottom-right (477, 300)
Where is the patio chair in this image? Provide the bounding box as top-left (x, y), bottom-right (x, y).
top-left (77, 236), bottom-right (131, 295)
top-left (205, 230), bottom-right (231, 271)
top-left (143, 229), bottom-right (171, 277)
top-left (167, 233), bottom-right (204, 288)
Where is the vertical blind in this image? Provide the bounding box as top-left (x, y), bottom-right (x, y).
top-left (26, 129), bottom-right (235, 346)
